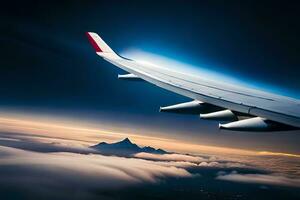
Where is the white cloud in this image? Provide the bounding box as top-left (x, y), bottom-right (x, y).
top-left (134, 152), bottom-right (205, 163)
top-left (198, 161), bottom-right (246, 168)
top-left (134, 152), bottom-right (246, 169)
top-left (216, 171), bottom-right (300, 188)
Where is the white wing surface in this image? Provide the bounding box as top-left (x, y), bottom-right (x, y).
top-left (86, 32), bottom-right (300, 131)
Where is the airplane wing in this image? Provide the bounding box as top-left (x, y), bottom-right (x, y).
top-left (86, 32), bottom-right (300, 131)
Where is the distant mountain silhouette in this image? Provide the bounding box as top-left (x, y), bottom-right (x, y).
top-left (90, 138), bottom-right (167, 156)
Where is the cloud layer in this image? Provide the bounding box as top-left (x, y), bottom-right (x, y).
top-left (0, 131), bottom-right (299, 200)
top-left (0, 146), bottom-right (192, 186)
top-left (0, 145), bottom-right (196, 199)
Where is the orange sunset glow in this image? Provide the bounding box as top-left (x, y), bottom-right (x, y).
top-left (0, 111), bottom-right (299, 178)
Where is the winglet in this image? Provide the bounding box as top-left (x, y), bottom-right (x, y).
top-left (86, 32), bottom-right (116, 55)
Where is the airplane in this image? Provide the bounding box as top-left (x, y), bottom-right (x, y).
top-left (86, 32), bottom-right (300, 132)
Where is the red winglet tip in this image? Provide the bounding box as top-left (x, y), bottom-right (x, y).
top-left (86, 32), bottom-right (102, 53)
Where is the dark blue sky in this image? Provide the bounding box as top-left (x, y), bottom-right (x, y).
top-left (1, 0), bottom-right (300, 153)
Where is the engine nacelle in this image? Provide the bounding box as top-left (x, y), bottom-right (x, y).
top-left (200, 110), bottom-right (237, 121)
top-left (118, 73), bottom-right (142, 81)
top-left (160, 100), bottom-right (219, 114)
top-left (219, 117), bottom-right (297, 131)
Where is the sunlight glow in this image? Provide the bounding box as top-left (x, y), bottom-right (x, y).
top-left (121, 48), bottom-right (299, 99)
top-left (0, 111), bottom-right (299, 159)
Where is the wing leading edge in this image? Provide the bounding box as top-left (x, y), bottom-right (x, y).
top-left (86, 32), bottom-right (300, 131)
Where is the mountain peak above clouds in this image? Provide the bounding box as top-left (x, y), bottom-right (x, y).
top-left (90, 138), bottom-right (168, 156)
